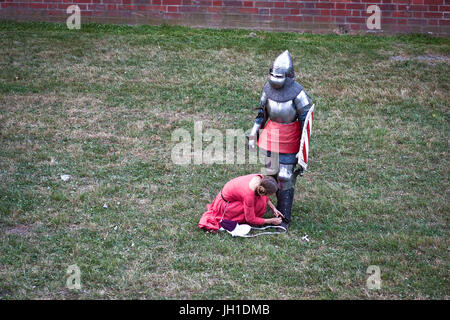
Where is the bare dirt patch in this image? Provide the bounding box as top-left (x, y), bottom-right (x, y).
top-left (4, 224), bottom-right (33, 236)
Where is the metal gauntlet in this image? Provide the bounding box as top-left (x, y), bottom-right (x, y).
top-left (248, 108), bottom-right (264, 150)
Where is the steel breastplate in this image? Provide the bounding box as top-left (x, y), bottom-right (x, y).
top-left (266, 99), bottom-right (297, 124)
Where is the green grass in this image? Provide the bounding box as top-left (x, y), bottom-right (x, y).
top-left (0, 21), bottom-right (449, 299)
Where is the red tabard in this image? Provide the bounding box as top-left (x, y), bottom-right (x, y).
top-left (257, 120), bottom-right (301, 154)
top-left (198, 174), bottom-right (269, 232)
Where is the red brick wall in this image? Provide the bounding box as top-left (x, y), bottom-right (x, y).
top-left (1, 0), bottom-right (449, 36)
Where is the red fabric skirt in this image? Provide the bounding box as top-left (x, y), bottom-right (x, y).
top-left (257, 120), bottom-right (301, 154)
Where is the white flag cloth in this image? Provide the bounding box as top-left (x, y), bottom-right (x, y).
top-left (298, 104), bottom-right (315, 171)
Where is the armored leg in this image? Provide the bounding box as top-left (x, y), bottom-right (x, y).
top-left (264, 153), bottom-right (299, 230)
top-left (276, 188), bottom-right (295, 230)
top-left (278, 164), bottom-right (296, 190)
top-left (276, 163), bottom-right (297, 230)
top-left (262, 151), bottom-right (279, 176)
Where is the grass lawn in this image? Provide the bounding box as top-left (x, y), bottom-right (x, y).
top-left (0, 21), bottom-right (449, 299)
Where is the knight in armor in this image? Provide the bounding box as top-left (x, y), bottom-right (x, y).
top-left (248, 50), bottom-right (312, 230)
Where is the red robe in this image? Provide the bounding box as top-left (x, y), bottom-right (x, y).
top-left (198, 174), bottom-right (269, 232)
top-left (257, 119), bottom-right (301, 154)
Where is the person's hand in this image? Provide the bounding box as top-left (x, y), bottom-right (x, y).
top-left (267, 217), bottom-right (282, 225)
top-left (272, 208), bottom-right (284, 219)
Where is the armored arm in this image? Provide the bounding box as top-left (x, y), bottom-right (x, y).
top-left (294, 89), bottom-right (312, 131)
top-left (248, 91), bottom-right (268, 150)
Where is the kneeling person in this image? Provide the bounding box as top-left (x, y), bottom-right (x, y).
top-left (198, 174), bottom-right (284, 233)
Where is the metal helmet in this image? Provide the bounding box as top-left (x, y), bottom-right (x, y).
top-left (269, 50), bottom-right (294, 89)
